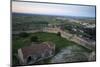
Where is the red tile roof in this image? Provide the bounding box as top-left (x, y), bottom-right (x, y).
top-left (21, 42), bottom-right (55, 59)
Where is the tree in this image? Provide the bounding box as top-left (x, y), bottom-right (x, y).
top-left (19, 32), bottom-right (29, 38)
top-left (57, 32), bottom-right (61, 37)
top-left (30, 36), bottom-right (39, 42)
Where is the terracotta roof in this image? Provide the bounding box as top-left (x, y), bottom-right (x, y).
top-left (21, 42), bottom-right (55, 59)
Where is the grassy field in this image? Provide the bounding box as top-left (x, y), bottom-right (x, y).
top-left (12, 32), bottom-right (92, 65)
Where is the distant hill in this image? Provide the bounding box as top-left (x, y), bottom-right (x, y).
top-left (12, 12), bottom-right (95, 20)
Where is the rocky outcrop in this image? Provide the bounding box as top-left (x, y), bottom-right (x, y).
top-left (50, 45), bottom-right (95, 63)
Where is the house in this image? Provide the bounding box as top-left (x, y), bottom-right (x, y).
top-left (18, 42), bottom-right (55, 65)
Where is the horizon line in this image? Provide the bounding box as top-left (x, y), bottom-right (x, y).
top-left (12, 12), bottom-right (96, 18)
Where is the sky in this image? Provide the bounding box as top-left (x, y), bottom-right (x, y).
top-left (12, 1), bottom-right (96, 17)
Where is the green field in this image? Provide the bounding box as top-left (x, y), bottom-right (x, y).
top-left (12, 32), bottom-right (92, 65)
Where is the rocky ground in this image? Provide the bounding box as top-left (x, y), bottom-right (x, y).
top-left (50, 45), bottom-right (95, 63)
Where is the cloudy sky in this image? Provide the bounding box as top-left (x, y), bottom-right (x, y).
top-left (12, 1), bottom-right (96, 17)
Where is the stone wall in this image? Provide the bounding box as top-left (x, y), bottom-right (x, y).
top-left (13, 27), bottom-right (95, 50)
